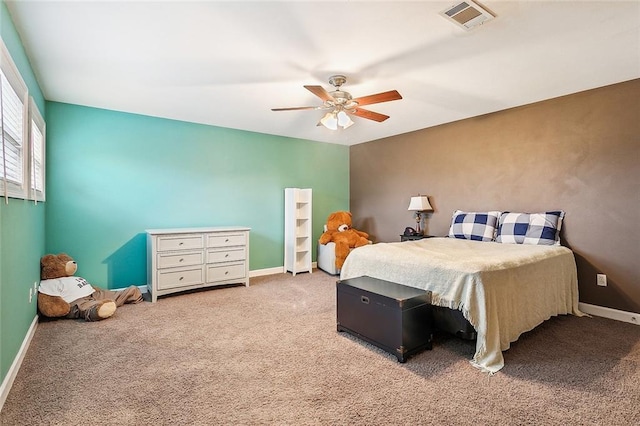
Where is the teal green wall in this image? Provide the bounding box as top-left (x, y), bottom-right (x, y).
top-left (1, 0), bottom-right (348, 392)
top-left (1, 1), bottom-right (46, 386)
top-left (45, 102), bottom-right (349, 289)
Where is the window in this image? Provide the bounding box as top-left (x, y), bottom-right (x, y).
top-left (1, 38), bottom-right (45, 202)
top-left (29, 98), bottom-right (45, 201)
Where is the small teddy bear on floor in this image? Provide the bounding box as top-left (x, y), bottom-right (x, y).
top-left (38, 253), bottom-right (143, 321)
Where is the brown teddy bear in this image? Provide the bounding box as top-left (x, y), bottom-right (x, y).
top-left (38, 253), bottom-right (143, 321)
top-left (319, 211), bottom-right (371, 270)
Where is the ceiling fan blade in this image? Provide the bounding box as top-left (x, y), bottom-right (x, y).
top-left (352, 90), bottom-right (402, 107)
top-left (271, 106), bottom-right (322, 111)
top-left (350, 108), bottom-right (390, 122)
top-left (304, 85), bottom-right (334, 102)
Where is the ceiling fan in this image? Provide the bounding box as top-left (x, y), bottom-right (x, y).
top-left (271, 75), bottom-right (402, 130)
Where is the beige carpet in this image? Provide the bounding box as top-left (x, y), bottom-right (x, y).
top-left (2, 271), bottom-right (639, 425)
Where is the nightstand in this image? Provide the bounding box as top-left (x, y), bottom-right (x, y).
top-left (400, 234), bottom-right (432, 242)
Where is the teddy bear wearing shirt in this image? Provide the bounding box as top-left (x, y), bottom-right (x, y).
top-left (38, 253), bottom-right (143, 321)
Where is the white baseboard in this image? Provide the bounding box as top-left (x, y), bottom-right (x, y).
top-left (0, 315), bottom-right (38, 412)
top-left (249, 262), bottom-right (317, 278)
top-left (250, 266), bottom-right (284, 277)
top-left (579, 303), bottom-right (639, 325)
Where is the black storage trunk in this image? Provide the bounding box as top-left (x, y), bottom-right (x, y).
top-left (337, 276), bottom-right (433, 362)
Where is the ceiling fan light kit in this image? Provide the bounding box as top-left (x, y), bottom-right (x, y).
top-left (320, 110), bottom-right (354, 130)
top-left (272, 75), bottom-right (402, 130)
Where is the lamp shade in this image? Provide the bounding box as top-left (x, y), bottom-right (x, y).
top-left (407, 195), bottom-right (432, 211)
top-left (337, 110), bottom-right (354, 129)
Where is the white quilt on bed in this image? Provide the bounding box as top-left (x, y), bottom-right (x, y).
top-left (340, 237), bottom-right (582, 373)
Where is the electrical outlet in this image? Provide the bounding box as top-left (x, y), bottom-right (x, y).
top-left (597, 274), bottom-right (607, 287)
top-left (32, 282), bottom-right (39, 304)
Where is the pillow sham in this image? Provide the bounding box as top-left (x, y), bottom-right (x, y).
top-left (448, 210), bottom-right (501, 242)
top-left (495, 211), bottom-right (565, 245)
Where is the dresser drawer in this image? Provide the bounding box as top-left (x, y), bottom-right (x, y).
top-left (157, 250), bottom-right (204, 269)
top-left (157, 266), bottom-right (204, 290)
top-left (157, 235), bottom-right (204, 252)
top-left (207, 233), bottom-right (246, 248)
top-left (206, 247), bottom-right (246, 263)
top-left (206, 262), bottom-right (245, 282)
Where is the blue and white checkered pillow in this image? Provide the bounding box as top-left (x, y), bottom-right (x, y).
top-left (495, 211), bottom-right (565, 245)
top-left (448, 210), bottom-right (501, 242)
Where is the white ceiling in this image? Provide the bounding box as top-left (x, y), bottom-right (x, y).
top-left (5, 1), bottom-right (640, 146)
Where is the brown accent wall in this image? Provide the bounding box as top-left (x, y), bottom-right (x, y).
top-left (350, 79), bottom-right (640, 313)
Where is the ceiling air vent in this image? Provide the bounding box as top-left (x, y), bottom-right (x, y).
top-left (440, 1), bottom-right (495, 31)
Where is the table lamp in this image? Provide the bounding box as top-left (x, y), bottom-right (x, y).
top-left (407, 195), bottom-right (433, 235)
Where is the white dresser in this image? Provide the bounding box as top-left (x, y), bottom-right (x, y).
top-left (146, 227), bottom-right (250, 302)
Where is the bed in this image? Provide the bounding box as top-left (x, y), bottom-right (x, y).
top-left (339, 210), bottom-right (582, 373)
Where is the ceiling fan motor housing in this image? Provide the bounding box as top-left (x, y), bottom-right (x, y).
top-left (326, 90), bottom-right (357, 109)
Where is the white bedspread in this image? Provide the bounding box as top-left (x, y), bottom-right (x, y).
top-left (340, 237), bottom-right (582, 373)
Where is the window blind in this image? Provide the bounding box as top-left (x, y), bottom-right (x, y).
top-left (30, 97), bottom-right (45, 201)
top-left (1, 71), bottom-right (25, 186)
top-left (1, 38), bottom-right (32, 202)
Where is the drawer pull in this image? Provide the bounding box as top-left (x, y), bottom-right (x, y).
top-left (361, 296), bottom-right (369, 304)
top-left (225, 271), bottom-right (229, 275)
top-left (225, 238), bottom-right (229, 242)
top-left (225, 254), bottom-right (229, 258)
top-left (179, 258), bottom-right (184, 262)
top-left (179, 276), bottom-right (184, 281)
top-left (179, 242), bottom-right (184, 246)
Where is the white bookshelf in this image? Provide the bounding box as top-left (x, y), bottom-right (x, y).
top-left (284, 188), bottom-right (312, 275)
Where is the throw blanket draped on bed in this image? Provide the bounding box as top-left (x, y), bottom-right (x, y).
top-left (340, 238), bottom-right (582, 373)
